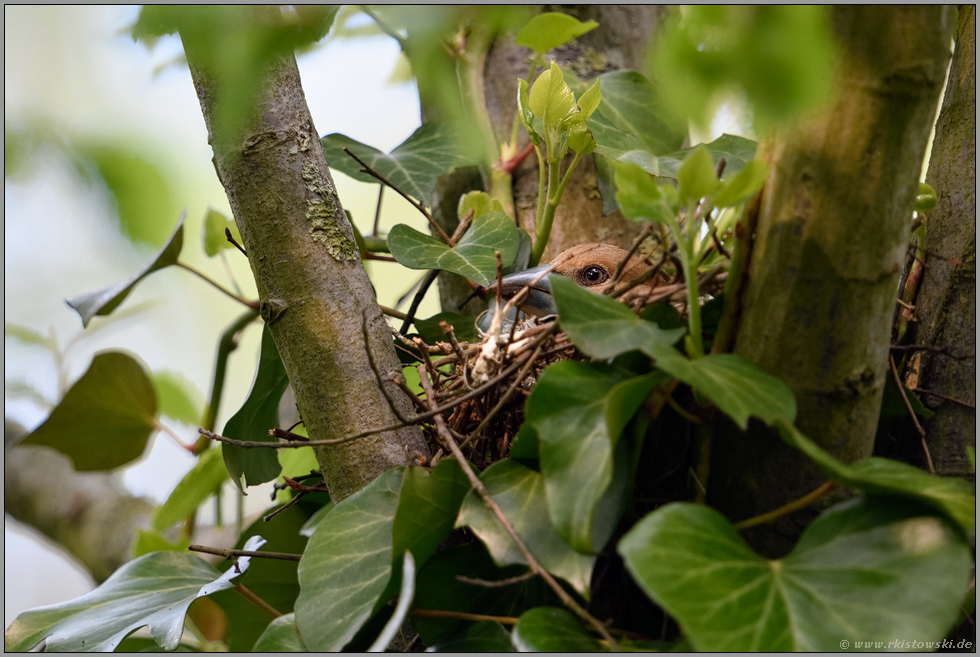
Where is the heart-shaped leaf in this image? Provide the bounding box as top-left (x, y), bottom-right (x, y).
top-left (4, 536), bottom-right (264, 652)
top-left (711, 159), bottom-right (768, 208)
top-left (66, 213), bottom-right (185, 327)
top-left (645, 345), bottom-right (797, 429)
top-left (512, 607), bottom-right (602, 652)
top-left (777, 420), bottom-right (975, 534)
top-left (589, 70), bottom-right (686, 159)
top-left (526, 361), bottom-right (664, 552)
top-left (387, 211), bottom-right (521, 286)
top-left (515, 12), bottom-right (598, 55)
top-left (152, 370), bottom-right (204, 426)
top-left (529, 62), bottom-right (577, 126)
top-left (552, 275), bottom-right (685, 359)
top-left (393, 460), bottom-right (472, 571)
top-left (677, 144), bottom-right (720, 207)
top-left (202, 207), bottom-right (242, 257)
top-left (456, 459), bottom-right (594, 598)
top-left (321, 122), bottom-right (457, 204)
top-left (620, 498), bottom-right (973, 651)
top-left (23, 351), bottom-right (157, 471)
top-left (253, 614), bottom-right (308, 652)
top-left (612, 160), bottom-right (677, 224)
top-left (222, 324), bottom-right (289, 492)
top-left (429, 621), bottom-right (515, 652)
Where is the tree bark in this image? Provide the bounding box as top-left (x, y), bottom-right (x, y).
top-left (179, 17), bottom-right (429, 502)
top-left (905, 5), bottom-right (976, 478)
top-left (708, 6), bottom-right (955, 555)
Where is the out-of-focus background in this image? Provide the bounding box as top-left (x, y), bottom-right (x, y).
top-left (4, 5), bottom-right (434, 627)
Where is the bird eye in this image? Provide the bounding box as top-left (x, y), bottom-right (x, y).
top-left (581, 265), bottom-right (608, 285)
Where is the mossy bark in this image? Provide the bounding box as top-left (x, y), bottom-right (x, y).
top-left (906, 6), bottom-right (976, 478)
top-left (180, 24), bottom-right (429, 502)
top-left (708, 6), bottom-right (955, 555)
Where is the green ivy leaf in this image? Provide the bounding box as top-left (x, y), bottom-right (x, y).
top-left (23, 351), bottom-right (157, 471)
top-left (617, 134), bottom-right (759, 179)
top-left (429, 621), bottom-right (515, 652)
top-left (620, 498), bottom-right (972, 651)
top-left (711, 159), bottom-right (768, 207)
top-left (152, 447), bottom-right (228, 531)
top-left (415, 312), bottom-right (481, 344)
top-left (612, 160), bottom-right (676, 224)
top-left (321, 123), bottom-right (458, 204)
top-left (132, 528), bottom-right (190, 559)
top-left (66, 213), bottom-right (185, 327)
top-left (915, 182), bottom-right (937, 212)
top-left (527, 361), bottom-right (664, 552)
top-left (515, 12), bottom-right (598, 55)
top-left (677, 144), bottom-right (720, 207)
top-left (645, 345), bottom-right (797, 429)
top-left (457, 190), bottom-right (505, 221)
top-left (222, 325), bottom-right (289, 492)
top-left (528, 62), bottom-right (577, 126)
top-left (387, 212), bottom-right (521, 286)
top-left (296, 469), bottom-right (404, 651)
top-left (253, 614), bottom-right (307, 652)
top-left (777, 420), bottom-right (975, 534)
top-left (456, 459), bottom-right (594, 598)
top-left (512, 607), bottom-right (602, 652)
top-left (4, 537), bottom-right (263, 652)
top-left (589, 70), bottom-right (686, 159)
top-left (152, 370), bottom-right (204, 426)
top-left (552, 275), bottom-right (685, 359)
top-left (202, 208), bottom-right (242, 257)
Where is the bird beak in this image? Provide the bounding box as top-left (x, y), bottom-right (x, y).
top-left (492, 264), bottom-right (557, 317)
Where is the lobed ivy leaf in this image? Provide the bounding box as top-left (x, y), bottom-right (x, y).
top-left (202, 208), bottom-right (241, 257)
top-left (777, 420), bottom-right (975, 534)
top-left (321, 122), bottom-right (457, 205)
top-left (253, 614), bottom-right (307, 652)
top-left (152, 370), bottom-right (204, 426)
top-left (552, 275), bottom-right (685, 359)
top-left (515, 12), bottom-right (598, 55)
top-left (152, 447), bottom-right (228, 532)
top-left (620, 498), bottom-right (972, 651)
top-left (711, 159), bottom-right (768, 208)
top-left (619, 134), bottom-right (759, 180)
top-left (66, 212), bottom-right (185, 328)
top-left (296, 468), bottom-right (404, 651)
top-left (429, 621), bottom-right (514, 652)
top-left (387, 211), bottom-right (521, 286)
top-left (528, 62), bottom-right (577, 126)
top-left (222, 324), bottom-right (289, 492)
top-left (511, 607), bottom-right (602, 652)
top-left (22, 351), bottom-right (157, 471)
top-left (589, 70), bottom-right (686, 159)
top-left (526, 361), bottom-right (664, 553)
top-left (456, 459), bottom-right (594, 598)
top-left (676, 144), bottom-right (720, 207)
top-left (4, 536), bottom-right (264, 652)
top-left (645, 345), bottom-right (797, 429)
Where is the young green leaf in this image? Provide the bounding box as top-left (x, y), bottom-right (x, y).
top-left (612, 160), bottom-right (676, 224)
top-left (526, 361), bottom-right (665, 552)
top-left (528, 62), bottom-right (577, 126)
top-left (620, 498), bottom-right (972, 651)
top-left (571, 79), bottom-right (601, 122)
top-left (66, 213), bottom-right (185, 327)
top-left (202, 208), bottom-right (242, 257)
top-left (711, 159), bottom-right (768, 207)
top-left (429, 621), bottom-right (515, 652)
top-left (457, 190), bottom-right (505, 222)
top-left (644, 345), bottom-right (797, 429)
top-left (456, 459), bottom-right (595, 598)
top-left (222, 325), bottom-right (289, 492)
top-left (515, 12), bottom-right (598, 55)
top-left (387, 211), bottom-right (521, 286)
top-left (152, 447), bottom-right (228, 531)
top-left (517, 79), bottom-right (540, 144)
top-left (152, 370), bottom-right (204, 426)
top-left (296, 469), bottom-right (404, 651)
top-left (776, 420), bottom-right (975, 534)
top-left (23, 351), bottom-right (157, 471)
top-left (253, 614), bottom-right (308, 652)
top-left (565, 122), bottom-right (596, 155)
top-left (512, 607), bottom-right (602, 652)
top-left (4, 537), bottom-right (264, 652)
top-left (676, 144), bottom-right (720, 206)
top-left (552, 274), bottom-right (685, 358)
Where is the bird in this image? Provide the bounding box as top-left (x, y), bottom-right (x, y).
top-left (487, 242), bottom-right (662, 320)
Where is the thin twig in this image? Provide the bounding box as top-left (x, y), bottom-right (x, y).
top-left (412, 609), bottom-right (519, 625)
top-left (372, 185), bottom-right (384, 236)
top-left (711, 227), bottom-right (731, 259)
top-left (400, 270), bottom-right (439, 334)
top-left (264, 491), bottom-right (307, 521)
top-left (363, 310), bottom-right (412, 423)
top-left (609, 224), bottom-right (653, 289)
top-left (360, 5), bottom-right (407, 49)
top-left (176, 262), bottom-right (260, 310)
top-left (608, 250), bottom-right (668, 298)
top-left (341, 147), bottom-right (453, 245)
top-left (392, 373), bottom-right (429, 413)
top-left (225, 227), bottom-right (248, 257)
top-left (888, 354), bottom-right (935, 473)
top-left (235, 583), bottom-right (282, 619)
top-left (456, 571), bottom-right (536, 588)
top-left (152, 419), bottom-right (195, 452)
top-left (379, 305), bottom-right (408, 320)
top-left (734, 482), bottom-right (837, 530)
top-left (188, 545), bottom-right (302, 561)
top-left (450, 208), bottom-right (475, 243)
top-left (269, 427), bottom-right (309, 442)
top-left (913, 388), bottom-right (975, 410)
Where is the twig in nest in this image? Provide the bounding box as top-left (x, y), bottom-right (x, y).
top-left (608, 223), bottom-right (654, 290)
top-left (609, 249), bottom-right (669, 298)
top-left (888, 354), bottom-right (934, 473)
top-left (363, 310), bottom-right (413, 423)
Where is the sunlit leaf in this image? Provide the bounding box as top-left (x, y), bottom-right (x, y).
top-left (677, 144), bottom-right (720, 207)
top-left (517, 79), bottom-right (539, 143)
top-left (429, 621), bottom-right (514, 652)
top-left (515, 12), bottom-right (598, 54)
top-left (573, 79), bottom-right (602, 122)
top-left (711, 159), bottom-right (768, 207)
top-left (65, 213), bottom-right (185, 327)
top-left (23, 351), bottom-right (157, 471)
top-left (528, 62), bottom-right (577, 126)
top-left (152, 370), bottom-right (204, 426)
top-left (222, 325), bottom-right (289, 492)
top-left (321, 123), bottom-right (458, 204)
top-left (552, 275), bottom-right (685, 358)
top-left (777, 420), bottom-right (975, 534)
top-left (4, 537), bottom-right (264, 652)
top-left (202, 208), bottom-right (242, 257)
top-left (295, 469), bottom-right (404, 651)
top-left (456, 459), bottom-right (594, 598)
top-left (152, 447), bottom-right (228, 531)
top-left (620, 498), bottom-right (972, 651)
top-left (387, 211), bottom-right (521, 286)
top-left (512, 607), bottom-right (601, 652)
top-left (253, 614), bottom-right (307, 652)
top-left (457, 190), bottom-right (504, 222)
top-left (132, 528), bottom-right (190, 559)
top-left (526, 361), bottom-right (664, 552)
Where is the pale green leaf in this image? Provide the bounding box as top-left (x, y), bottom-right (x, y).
top-left (677, 144), bottom-right (720, 207)
top-left (202, 208), bottom-right (241, 257)
top-left (132, 528), bottom-right (190, 558)
top-left (515, 12), bottom-right (598, 55)
top-left (711, 159), bottom-right (768, 207)
top-left (528, 62), bottom-right (577, 126)
top-left (152, 370), bottom-right (204, 426)
top-left (457, 190), bottom-right (504, 222)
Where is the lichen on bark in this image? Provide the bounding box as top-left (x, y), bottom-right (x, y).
top-left (302, 159), bottom-right (358, 262)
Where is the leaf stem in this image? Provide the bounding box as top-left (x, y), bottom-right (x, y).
top-left (530, 151), bottom-right (582, 267)
top-left (235, 583), bottom-right (282, 619)
top-left (733, 481), bottom-right (838, 531)
top-left (176, 262), bottom-right (259, 310)
top-left (199, 310), bottom-right (261, 442)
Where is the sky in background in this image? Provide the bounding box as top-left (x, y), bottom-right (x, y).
top-left (4, 5), bottom-right (432, 626)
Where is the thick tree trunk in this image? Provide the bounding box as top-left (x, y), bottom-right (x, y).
top-left (906, 6), bottom-right (976, 478)
top-left (431, 6), bottom-right (674, 315)
top-left (709, 6), bottom-right (955, 555)
top-left (179, 19), bottom-right (429, 502)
